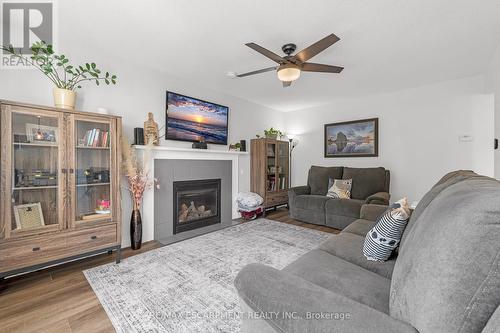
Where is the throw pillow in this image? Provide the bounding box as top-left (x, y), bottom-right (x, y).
top-left (363, 197), bottom-right (411, 261)
top-left (326, 179), bottom-right (352, 199)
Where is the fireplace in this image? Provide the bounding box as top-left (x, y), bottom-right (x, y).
top-left (173, 179), bottom-right (221, 234)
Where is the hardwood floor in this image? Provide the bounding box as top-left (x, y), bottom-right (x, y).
top-left (0, 208), bottom-right (338, 333)
top-left (0, 242), bottom-right (161, 333)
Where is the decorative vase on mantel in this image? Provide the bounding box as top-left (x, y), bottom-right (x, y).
top-left (53, 87), bottom-right (76, 110)
top-left (130, 202), bottom-right (142, 250)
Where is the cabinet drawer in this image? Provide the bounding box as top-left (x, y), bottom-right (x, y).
top-left (0, 233), bottom-right (67, 272)
top-left (266, 192), bottom-right (288, 206)
top-left (66, 224), bottom-right (117, 252)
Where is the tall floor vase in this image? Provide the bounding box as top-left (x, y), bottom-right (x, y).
top-left (130, 207), bottom-right (142, 250)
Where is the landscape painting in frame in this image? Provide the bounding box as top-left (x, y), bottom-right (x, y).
top-left (166, 91), bottom-right (229, 145)
top-left (324, 118), bottom-right (378, 157)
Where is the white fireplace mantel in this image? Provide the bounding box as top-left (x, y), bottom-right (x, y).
top-left (134, 145), bottom-right (248, 243)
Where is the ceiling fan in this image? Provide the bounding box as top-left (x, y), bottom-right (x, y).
top-left (237, 33), bottom-right (344, 87)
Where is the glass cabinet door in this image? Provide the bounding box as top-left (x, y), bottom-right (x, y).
top-left (8, 109), bottom-right (64, 236)
top-left (71, 117), bottom-right (114, 225)
top-left (277, 141), bottom-right (289, 191)
top-left (266, 141), bottom-right (277, 192)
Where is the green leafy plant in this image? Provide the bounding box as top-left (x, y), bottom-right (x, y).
top-left (264, 127), bottom-right (283, 138)
top-left (1, 41), bottom-right (117, 91)
top-left (229, 142), bottom-right (241, 151)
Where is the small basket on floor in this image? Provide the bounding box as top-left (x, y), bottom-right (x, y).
top-left (237, 192), bottom-right (264, 220)
top-left (239, 207), bottom-right (263, 220)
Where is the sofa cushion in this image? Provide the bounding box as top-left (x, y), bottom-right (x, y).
top-left (342, 167), bottom-right (388, 200)
top-left (482, 305), bottom-right (500, 333)
top-left (308, 166), bottom-right (343, 195)
top-left (235, 263), bottom-right (418, 333)
top-left (433, 169), bottom-right (477, 186)
top-left (325, 215), bottom-right (357, 230)
top-left (290, 207), bottom-right (327, 226)
top-left (294, 194), bottom-right (330, 211)
top-left (360, 204), bottom-right (389, 221)
top-left (291, 195), bottom-right (330, 225)
top-left (319, 233), bottom-right (396, 279)
top-left (390, 176), bottom-right (500, 333)
top-left (283, 249), bottom-right (391, 313)
top-left (325, 198), bottom-right (364, 218)
top-left (343, 218), bottom-right (377, 236)
top-left (399, 170), bottom-right (478, 250)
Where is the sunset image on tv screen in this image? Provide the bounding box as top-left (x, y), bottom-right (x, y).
top-left (166, 92), bottom-right (228, 145)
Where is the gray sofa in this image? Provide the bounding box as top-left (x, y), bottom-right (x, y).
top-left (235, 170), bottom-right (500, 333)
top-left (288, 166), bottom-right (391, 229)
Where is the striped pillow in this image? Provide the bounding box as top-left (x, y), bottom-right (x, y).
top-left (363, 197), bottom-right (411, 261)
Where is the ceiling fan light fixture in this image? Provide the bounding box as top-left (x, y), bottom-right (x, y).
top-left (277, 64), bottom-right (301, 82)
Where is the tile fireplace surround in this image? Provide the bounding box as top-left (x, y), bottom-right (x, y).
top-left (134, 146), bottom-right (248, 244)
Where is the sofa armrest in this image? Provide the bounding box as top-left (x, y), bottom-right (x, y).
top-left (365, 192), bottom-right (390, 205)
top-left (235, 263), bottom-right (417, 333)
top-left (288, 185), bottom-right (311, 206)
top-left (360, 204), bottom-right (388, 221)
top-left (288, 185), bottom-right (311, 197)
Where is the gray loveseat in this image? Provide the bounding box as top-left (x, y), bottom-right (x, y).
top-left (235, 170), bottom-right (500, 333)
top-left (288, 166), bottom-right (391, 229)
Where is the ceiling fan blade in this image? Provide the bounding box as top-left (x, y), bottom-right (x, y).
top-left (245, 43), bottom-right (285, 64)
top-left (302, 63), bottom-right (344, 73)
top-left (236, 66), bottom-right (277, 77)
top-left (282, 81), bottom-right (292, 87)
top-left (294, 34), bottom-right (340, 62)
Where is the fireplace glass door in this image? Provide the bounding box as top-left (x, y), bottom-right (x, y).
top-left (173, 179), bottom-right (221, 234)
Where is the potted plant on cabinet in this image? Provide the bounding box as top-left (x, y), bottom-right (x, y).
top-left (1, 41), bottom-right (117, 110)
top-left (264, 127), bottom-right (283, 140)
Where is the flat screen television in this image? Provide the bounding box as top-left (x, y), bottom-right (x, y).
top-left (166, 91), bottom-right (229, 145)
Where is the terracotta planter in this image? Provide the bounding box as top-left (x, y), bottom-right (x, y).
top-left (130, 209), bottom-right (142, 250)
top-left (53, 88), bottom-right (76, 110)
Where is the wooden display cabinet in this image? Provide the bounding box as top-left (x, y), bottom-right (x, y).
top-left (0, 100), bottom-right (122, 279)
top-left (250, 138), bottom-right (290, 213)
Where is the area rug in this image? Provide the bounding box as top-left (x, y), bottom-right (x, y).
top-left (84, 219), bottom-right (330, 333)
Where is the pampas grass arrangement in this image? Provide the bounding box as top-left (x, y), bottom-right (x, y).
top-left (121, 137), bottom-right (158, 210)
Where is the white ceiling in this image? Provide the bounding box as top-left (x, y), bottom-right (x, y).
top-left (64, 0), bottom-right (500, 111)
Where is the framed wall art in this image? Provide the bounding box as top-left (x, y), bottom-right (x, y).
top-left (324, 118), bottom-right (378, 157)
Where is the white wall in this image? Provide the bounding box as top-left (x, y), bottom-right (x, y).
top-left (285, 76), bottom-right (494, 202)
top-left (1, 41), bottom-right (495, 246)
top-left (0, 56), bottom-right (284, 247)
top-left (485, 44), bottom-right (500, 178)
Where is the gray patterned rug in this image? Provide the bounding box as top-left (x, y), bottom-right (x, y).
top-left (84, 219), bottom-right (330, 333)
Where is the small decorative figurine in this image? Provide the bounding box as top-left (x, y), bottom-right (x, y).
top-left (143, 112), bottom-right (159, 145)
